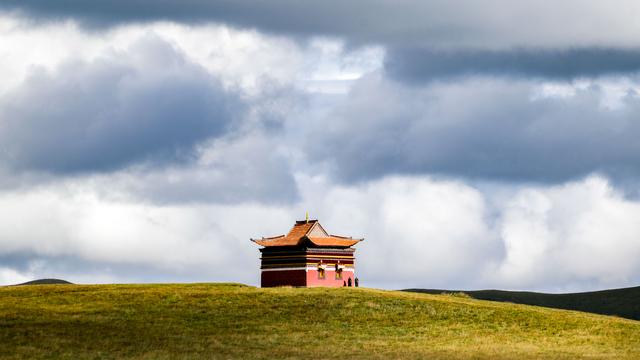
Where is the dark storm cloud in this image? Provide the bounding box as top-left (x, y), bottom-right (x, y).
top-left (386, 48), bottom-right (640, 82)
top-left (4, 1), bottom-right (640, 82)
top-left (0, 1), bottom-right (636, 47)
top-left (305, 74), bottom-right (640, 184)
top-left (0, 35), bottom-right (241, 174)
top-left (0, 0), bottom-right (403, 37)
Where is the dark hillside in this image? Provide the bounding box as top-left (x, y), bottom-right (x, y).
top-left (404, 286), bottom-right (640, 320)
top-left (14, 279), bottom-right (72, 286)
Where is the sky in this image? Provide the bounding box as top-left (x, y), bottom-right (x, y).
top-left (1, 1), bottom-right (640, 291)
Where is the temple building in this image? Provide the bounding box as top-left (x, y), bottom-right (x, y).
top-left (251, 219), bottom-right (363, 287)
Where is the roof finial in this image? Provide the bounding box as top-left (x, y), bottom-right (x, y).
top-left (305, 211), bottom-right (309, 223)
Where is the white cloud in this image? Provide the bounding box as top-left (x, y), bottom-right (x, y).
top-left (296, 175), bottom-right (640, 291)
top-left (493, 176), bottom-right (640, 291)
top-left (149, 22), bottom-right (305, 95)
top-left (0, 185), bottom-right (289, 285)
top-left (0, 15), bottom-right (300, 97)
top-left (297, 176), bottom-right (498, 289)
top-left (4, 173), bottom-right (638, 292)
top-left (0, 267), bottom-right (32, 285)
top-left (0, 15), bottom-right (382, 98)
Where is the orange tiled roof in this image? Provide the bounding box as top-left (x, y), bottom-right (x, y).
top-left (307, 237), bottom-right (361, 247)
top-left (251, 220), bottom-right (363, 248)
top-left (286, 220), bottom-right (316, 239)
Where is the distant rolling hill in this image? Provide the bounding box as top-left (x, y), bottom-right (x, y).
top-left (0, 283), bottom-right (638, 359)
top-left (404, 286), bottom-right (640, 320)
top-left (15, 279), bottom-right (72, 286)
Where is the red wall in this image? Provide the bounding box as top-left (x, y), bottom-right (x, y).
top-left (261, 270), bottom-right (307, 287)
top-left (306, 269), bottom-right (354, 288)
top-left (261, 269), bottom-right (356, 287)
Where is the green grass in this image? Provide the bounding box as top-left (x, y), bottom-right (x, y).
top-left (405, 286), bottom-right (640, 320)
top-left (0, 283), bottom-right (638, 359)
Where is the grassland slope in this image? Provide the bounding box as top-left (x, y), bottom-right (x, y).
top-left (405, 286), bottom-right (640, 320)
top-left (0, 283), bottom-right (638, 359)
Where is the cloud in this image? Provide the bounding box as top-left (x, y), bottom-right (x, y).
top-left (1, 4), bottom-right (639, 294)
top-left (0, 186), bottom-right (290, 285)
top-left (6, 1), bottom-right (640, 82)
top-left (491, 176), bottom-right (640, 289)
top-left (0, 19), bottom-right (309, 204)
top-left (0, 15), bottom-right (309, 97)
top-left (2, 1), bottom-right (640, 49)
top-left (0, 34), bottom-right (242, 174)
top-left (286, 174), bottom-right (640, 291)
top-left (1, 174), bottom-right (639, 292)
top-left (102, 131), bottom-right (299, 205)
top-left (0, 266), bottom-right (32, 285)
top-left (386, 47), bottom-right (640, 82)
top-left (300, 175), bottom-right (500, 289)
top-left (303, 73), bottom-right (640, 185)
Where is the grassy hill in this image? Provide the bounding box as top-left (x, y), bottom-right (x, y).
top-left (0, 284), bottom-right (638, 359)
top-left (405, 286), bottom-right (640, 321)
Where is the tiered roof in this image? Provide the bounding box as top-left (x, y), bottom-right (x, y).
top-left (251, 220), bottom-right (363, 248)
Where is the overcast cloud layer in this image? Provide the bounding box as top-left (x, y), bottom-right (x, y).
top-left (305, 74), bottom-right (640, 185)
top-left (386, 47), bottom-right (640, 81)
top-left (4, 1), bottom-right (640, 48)
top-left (1, 4), bottom-right (639, 292)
